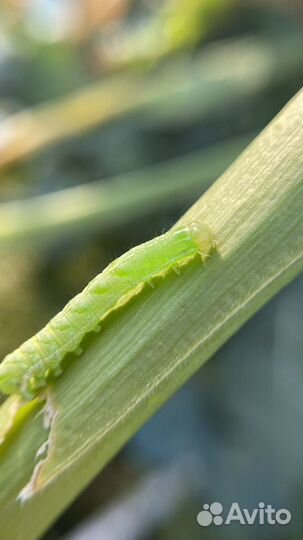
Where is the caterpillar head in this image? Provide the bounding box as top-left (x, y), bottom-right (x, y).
top-left (188, 222), bottom-right (216, 261)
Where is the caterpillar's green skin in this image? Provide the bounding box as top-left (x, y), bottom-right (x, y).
top-left (0, 223), bottom-right (215, 399)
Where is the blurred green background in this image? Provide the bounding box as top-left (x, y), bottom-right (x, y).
top-left (0, 1), bottom-right (301, 539)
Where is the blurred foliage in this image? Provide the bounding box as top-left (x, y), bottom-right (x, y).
top-left (0, 1), bottom-right (301, 539)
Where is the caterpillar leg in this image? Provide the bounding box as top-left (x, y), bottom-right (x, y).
top-left (44, 368), bottom-right (51, 379)
top-left (93, 324), bottom-right (101, 333)
top-left (20, 376), bottom-right (35, 400)
top-left (199, 238), bottom-right (217, 261)
top-left (53, 365), bottom-right (63, 377)
top-left (199, 251), bottom-right (211, 262)
top-left (74, 346), bottom-right (83, 356)
top-left (172, 265), bottom-right (181, 275)
top-left (147, 280), bottom-right (155, 289)
top-left (30, 375), bottom-right (48, 391)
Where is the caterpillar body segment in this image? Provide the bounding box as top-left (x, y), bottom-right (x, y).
top-left (0, 223), bottom-right (215, 399)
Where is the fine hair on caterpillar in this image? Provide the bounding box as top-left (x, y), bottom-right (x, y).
top-left (0, 222), bottom-right (215, 399)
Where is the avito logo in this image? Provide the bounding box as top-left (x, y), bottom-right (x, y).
top-left (197, 502), bottom-right (291, 527)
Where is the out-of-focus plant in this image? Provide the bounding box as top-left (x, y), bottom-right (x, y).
top-left (0, 134), bottom-right (254, 248)
top-left (0, 30), bottom-right (299, 169)
top-left (98, 0), bottom-right (233, 69)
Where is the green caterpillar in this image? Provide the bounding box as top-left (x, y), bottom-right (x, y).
top-left (0, 223), bottom-right (215, 399)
